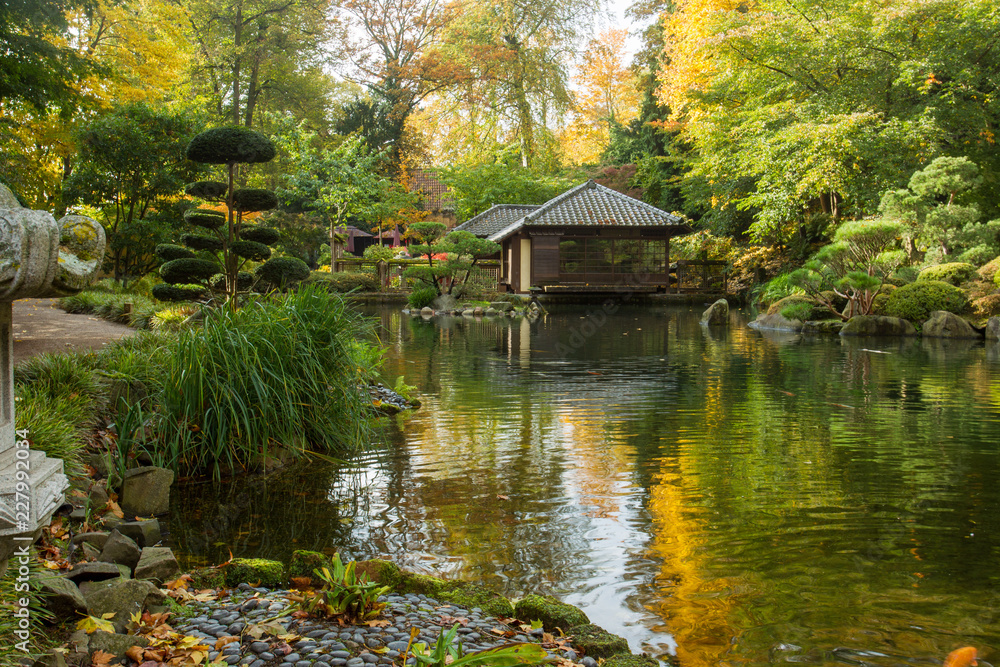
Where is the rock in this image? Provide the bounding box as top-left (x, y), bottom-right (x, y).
top-left (461, 309), bottom-right (474, 317)
top-left (88, 481), bottom-right (109, 509)
top-left (99, 530), bottom-right (141, 571)
top-left (79, 578), bottom-right (128, 598)
top-left (63, 561), bottom-right (127, 584)
top-left (289, 550), bottom-right (331, 586)
top-left (73, 531), bottom-right (111, 550)
top-left (988, 316), bottom-right (1000, 340)
top-left (121, 466), bottom-right (174, 517)
top-left (134, 547), bottom-right (180, 584)
top-left (801, 320), bottom-right (845, 334)
top-left (567, 624), bottom-right (629, 659)
top-left (839, 315), bottom-right (917, 337)
top-left (700, 298), bottom-right (729, 326)
top-left (922, 311), bottom-right (981, 338)
top-left (188, 566), bottom-right (225, 589)
top-left (224, 558), bottom-right (285, 588)
top-left (114, 519), bottom-right (161, 548)
top-left (67, 629), bottom-right (91, 654)
top-left (514, 594), bottom-right (589, 632)
top-left (420, 307), bottom-right (434, 317)
top-left (32, 575), bottom-right (87, 617)
top-left (0, 182), bottom-right (21, 208)
top-left (30, 648), bottom-right (67, 667)
top-left (748, 313), bottom-right (802, 332)
top-left (473, 307), bottom-right (484, 317)
top-left (88, 452), bottom-right (111, 479)
top-left (602, 655), bottom-right (659, 667)
top-left (85, 579), bottom-right (166, 631)
top-left (81, 542), bottom-right (101, 560)
top-left (87, 631), bottom-right (149, 663)
top-left (484, 307), bottom-right (498, 316)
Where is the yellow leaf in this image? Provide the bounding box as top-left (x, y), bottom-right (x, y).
top-left (77, 615), bottom-right (115, 634)
top-left (190, 650), bottom-right (206, 664)
top-left (101, 612), bottom-right (117, 620)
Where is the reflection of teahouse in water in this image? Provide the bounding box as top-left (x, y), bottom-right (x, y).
top-left (454, 181), bottom-right (694, 294)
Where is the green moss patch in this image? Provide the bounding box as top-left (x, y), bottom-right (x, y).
top-left (437, 583), bottom-right (514, 618)
top-left (356, 559), bottom-right (406, 590)
top-left (568, 624), bottom-right (629, 658)
top-left (514, 594), bottom-right (589, 632)
top-left (289, 550), bottom-right (331, 586)
top-left (603, 655), bottom-right (659, 667)
top-left (223, 558), bottom-right (285, 588)
top-left (187, 566), bottom-right (225, 589)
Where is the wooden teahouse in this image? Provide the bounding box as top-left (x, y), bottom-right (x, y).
top-left (454, 180), bottom-right (694, 294)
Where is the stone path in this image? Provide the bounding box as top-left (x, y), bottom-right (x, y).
top-left (12, 298), bottom-right (135, 364)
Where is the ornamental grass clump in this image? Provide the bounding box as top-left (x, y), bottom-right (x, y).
top-left (130, 285), bottom-right (377, 477)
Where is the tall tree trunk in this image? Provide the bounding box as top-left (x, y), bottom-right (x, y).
top-left (232, 1), bottom-right (243, 126)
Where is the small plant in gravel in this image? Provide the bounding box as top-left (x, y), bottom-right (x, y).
top-left (404, 624), bottom-right (547, 667)
top-left (291, 554), bottom-right (391, 623)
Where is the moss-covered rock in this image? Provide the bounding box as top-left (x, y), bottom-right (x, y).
top-left (884, 280), bottom-right (969, 322)
top-left (356, 559), bottom-right (406, 590)
top-left (437, 582), bottom-right (514, 618)
top-left (289, 550), bottom-right (331, 586)
top-left (767, 295), bottom-right (824, 320)
top-left (223, 558), bottom-right (285, 588)
top-left (602, 654), bottom-right (659, 667)
top-left (917, 262), bottom-right (977, 286)
top-left (514, 594), bottom-right (589, 631)
top-left (186, 565), bottom-right (225, 590)
top-left (839, 315), bottom-right (918, 337)
top-left (567, 624), bottom-right (629, 658)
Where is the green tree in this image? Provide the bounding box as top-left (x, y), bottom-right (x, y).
top-left (62, 102), bottom-right (204, 286)
top-left (789, 219), bottom-right (905, 320)
top-left (403, 223), bottom-right (501, 297)
top-left (880, 157), bottom-right (999, 262)
top-left (438, 163), bottom-right (573, 223)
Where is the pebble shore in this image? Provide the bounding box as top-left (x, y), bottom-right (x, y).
top-left (175, 584), bottom-right (597, 667)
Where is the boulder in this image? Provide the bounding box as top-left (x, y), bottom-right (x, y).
top-left (0, 183), bottom-right (21, 208)
top-left (223, 558), bottom-right (285, 588)
top-left (71, 531), bottom-right (111, 550)
top-left (566, 624), bottom-right (629, 659)
top-left (288, 550), bottom-right (330, 586)
top-left (700, 298), bottom-right (729, 326)
top-left (85, 579), bottom-right (166, 631)
top-left (32, 575), bottom-right (87, 617)
top-left (134, 547), bottom-right (180, 584)
top-left (420, 306), bottom-right (434, 317)
top-left (473, 306), bottom-right (484, 317)
top-left (79, 578), bottom-right (128, 598)
top-left (922, 311), bottom-right (981, 339)
top-left (121, 466), bottom-right (174, 517)
top-left (840, 315), bottom-right (917, 337)
top-left (114, 519), bottom-right (161, 548)
top-left (80, 543), bottom-right (101, 560)
top-left (748, 313), bottom-right (802, 333)
top-left (98, 531), bottom-right (141, 571)
top-left (484, 307), bottom-right (498, 316)
top-left (801, 320), bottom-right (844, 334)
top-left (987, 316), bottom-right (1000, 341)
top-left (63, 561), bottom-right (127, 584)
top-left (88, 482), bottom-right (109, 509)
top-left (514, 594), bottom-right (589, 632)
top-left (87, 631), bottom-right (149, 663)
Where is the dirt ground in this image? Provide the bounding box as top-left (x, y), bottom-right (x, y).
top-left (12, 298), bottom-right (136, 364)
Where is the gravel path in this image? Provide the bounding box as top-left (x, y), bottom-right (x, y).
top-left (12, 298), bottom-right (135, 363)
top-left (174, 585), bottom-right (595, 667)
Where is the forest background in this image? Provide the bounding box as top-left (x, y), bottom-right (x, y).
top-left (2, 0), bottom-right (999, 294)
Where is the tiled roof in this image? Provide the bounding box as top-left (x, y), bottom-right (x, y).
top-left (488, 180), bottom-right (691, 242)
top-left (453, 204), bottom-right (541, 238)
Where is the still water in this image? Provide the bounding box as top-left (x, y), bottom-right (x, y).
top-left (169, 304), bottom-right (1000, 667)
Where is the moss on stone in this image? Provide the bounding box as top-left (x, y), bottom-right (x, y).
top-left (289, 550), bottom-right (331, 586)
top-left (568, 624), bottom-right (629, 658)
top-left (514, 594), bottom-right (589, 632)
top-left (223, 558), bottom-right (285, 588)
top-left (187, 566), bottom-right (225, 590)
top-left (437, 582), bottom-right (514, 618)
top-left (355, 559), bottom-right (406, 590)
top-left (398, 572), bottom-right (447, 597)
top-left (603, 654), bottom-right (659, 667)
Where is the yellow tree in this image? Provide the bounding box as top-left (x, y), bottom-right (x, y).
top-left (560, 28), bottom-right (641, 165)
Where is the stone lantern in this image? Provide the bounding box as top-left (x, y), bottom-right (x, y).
top-left (0, 184), bottom-right (105, 574)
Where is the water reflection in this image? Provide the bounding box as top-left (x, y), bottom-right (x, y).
top-left (169, 305), bottom-right (1000, 666)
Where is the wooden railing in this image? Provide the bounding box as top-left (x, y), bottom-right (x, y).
top-left (674, 259), bottom-right (727, 293)
top-left (333, 258), bottom-right (501, 291)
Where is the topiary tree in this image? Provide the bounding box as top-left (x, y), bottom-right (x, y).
top-left (883, 280), bottom-right (970, 322)
top-left (788, 219), bottom-right (905, 320)
top-left (153, 126), bottom-right (309, 305)
top-left (403, 223), bottom-right (501, 299)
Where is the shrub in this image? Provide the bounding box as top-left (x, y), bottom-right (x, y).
top-left (767, 295), bottom-right (829, 320)
top-left (232, 188), bottom-right (278, 212)
top-left (917, 262), bottom-right (977, 286)
top-left (408, 286), bottom-right (438, 309)
top-left (306, 271), bottom-right (378, 293)
top-left (230, 240), bottom-right (271, 262)
top-left (160, 258), bottom-right (219, 284)
top-left (151, 305), bottom-right (199, 330)
top-left (133, 285), bottom-right (377, 477)
top-left (363, 244), bottom-right (397, 261)
top-left (888, 265), bottom-right (919, 286)
top-left (155, 244), bottom-right (195, 262)
top-left (958, 244), bottom-right (997, 266)
top-left (979, 256), bottom-right (1000, 282)
top-left (972, 293), bottom-right (1000, 319)
top-left (185, 180), bottom-right (228, 199)
top-left (255, 257), bottom-right (310, 288)
top-left (883, 280), bottom-right (970, 322)
top-left (151, 284), bottom-right (205, 302)
top-left (241, 226), bottom-right (281, 245)
top-left (756, 272), bottom-right (802, 306)
top-left (59, 290), bottom-right (161, 328)
top-left (186, 126), bottom-right (276, 165)
top-left (183, 208), bottom-right (225, 229)
top-left (181, 234), bottom-right (225, 253)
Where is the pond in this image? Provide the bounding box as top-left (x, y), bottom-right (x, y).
top-left (168, 302), bottom-right (1000, 667)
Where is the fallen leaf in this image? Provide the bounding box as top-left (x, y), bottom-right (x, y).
top-left (165, 575), bottom-right (192, 591)
top-left (126, 645), bottom-right (145, 663)
top-left (944, 647), bottom-right (978, 667)
top-left (215, 636), bottom-right (240, 650)
top-left (366, 620), bottom-right (391, 628)
top-left (91, 650), bottom-right (115, 667)
top-left (77, 615), bottom-right (115, 634)
top-left (496, 495), bottom-right (510, 501)
top-left (105, 499), bottom-right (125, 519)
top-left (290, 576), bottom-right (313, 589)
